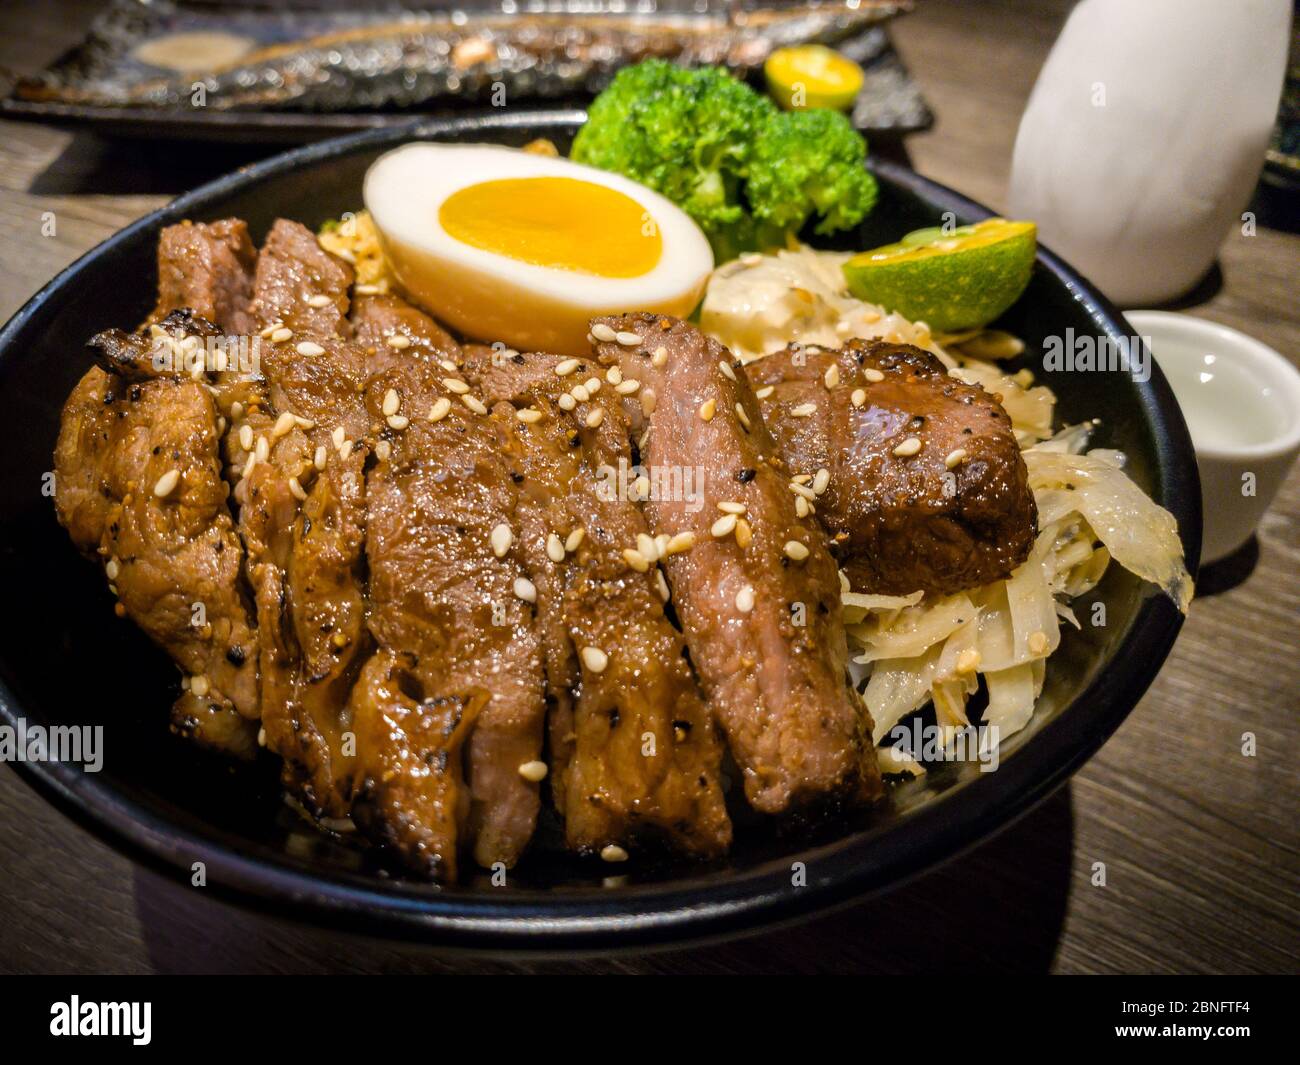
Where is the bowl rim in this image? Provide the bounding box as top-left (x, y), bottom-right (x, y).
top-left (0, 110), bottom-right (1202, 952)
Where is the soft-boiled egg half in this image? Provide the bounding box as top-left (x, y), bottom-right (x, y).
top-left (363, 144), bottom-right (714, 356)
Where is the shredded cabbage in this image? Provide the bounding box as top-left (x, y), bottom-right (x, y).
top-left (1024, 449), bottom-right (1193, 613)
top-left (842, 589), bottom-right (923, 626)
top-left (851, 593), bottom-right (977, 664)
top-left (864, 644), bottom-right (944, 744)
top-left (983, 663), bottom-right (1041, 737)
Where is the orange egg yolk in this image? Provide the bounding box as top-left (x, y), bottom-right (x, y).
top-left (438, 177), bottom-right (662, 278)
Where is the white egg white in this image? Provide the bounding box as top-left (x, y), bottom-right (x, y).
top-left (363, 143), bottom-right (714, 356)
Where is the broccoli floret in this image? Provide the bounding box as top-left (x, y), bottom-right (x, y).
top-left (573, 60), bottom-right (878, 258)
top-left (572, 61), bottom-right (775, 252)
top-left (746, 109), bottom-right (879, 236)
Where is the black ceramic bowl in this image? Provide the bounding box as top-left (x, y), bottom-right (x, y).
top-left (0, 112), bottom-right (1200, 951)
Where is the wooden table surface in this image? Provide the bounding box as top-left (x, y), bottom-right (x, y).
top-left (1, 0), bottom-right (1296, 975)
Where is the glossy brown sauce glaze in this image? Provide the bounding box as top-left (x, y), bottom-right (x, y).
top-left (750, 339), bottom-right (1037, 596)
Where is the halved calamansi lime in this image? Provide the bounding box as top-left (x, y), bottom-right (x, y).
top-left (843, 219), bottom-right (1037, 332)
top-left (764, 45), bottom-right (865, 112)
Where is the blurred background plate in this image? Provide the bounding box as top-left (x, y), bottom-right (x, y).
top-left (0, 0), bottom-right (932, 143)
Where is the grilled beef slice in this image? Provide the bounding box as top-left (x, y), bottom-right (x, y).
top-left (749, 339), bottom-right (1037, 596)
top-left (353, 350), bottom-right (546, 876)
top-left (54, 312), bottom-right (259, 758)
top-left (351, 291), bottom-right (462, 369)
top-left (589, 314), bottom-right (883, 814)
top-left (249, 219), bottom-right (353, 339)
top-left (145, 218), bottom-right (264, 420)
top-left (475, 351), bottom-right (731, 858)
top-left (351, 283), bottom-right (548, 873)
top-left (239, 220), bottom-right (371, 816)
top-left (146, 218), bottom-right (257, 337)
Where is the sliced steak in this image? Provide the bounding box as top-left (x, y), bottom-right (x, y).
top-left (589, 314), bottom-right (882, 814)
top-left (347, 654), bottom-right (484, 882)
top-left (249, 221), bottom-right (370, 441)
top-left (54, 312), bottom-right (259, 758)
top-left (238, 221), bottom-right (372, 816)
top-left (465, 348), bottom-right (580, 825)
top-left (748, 339), bottom-right (1037, 596)
top-left (351, 291), bottom-right (461, 369)
top-left (459, 343), bottom-right (499, 380)
top-left (146, 219), bottom-right (262, 419)
top-left (147, 218), bottom-right (257, 337)
top-left (249, 219), bottom-right (353, 339)
top-left (477, 352), bottom-right (731, 858)
top-left (54, 366), bottom-right (121, 554)
top-left (355, 354), bottom-right (545, 875)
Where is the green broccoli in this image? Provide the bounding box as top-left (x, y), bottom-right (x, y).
top-left (572, 60), bottom-right (775, 249)
top-left (571, 60), bottom-right (877, 259)
top-left (746, 108), bottom-right (879, 236)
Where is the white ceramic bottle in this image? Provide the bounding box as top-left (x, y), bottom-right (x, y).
top-left (1008, 0), bottom-right (1290, 306)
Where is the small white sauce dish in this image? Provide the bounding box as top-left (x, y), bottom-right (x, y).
top-left (1127, 310), bottom-right (1300, 565)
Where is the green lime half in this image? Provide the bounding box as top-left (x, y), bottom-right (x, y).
top-left (843, 219), bottom-right (1036, 332)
